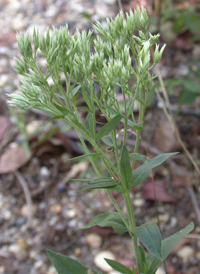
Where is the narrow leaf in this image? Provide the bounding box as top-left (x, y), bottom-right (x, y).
top-left (126, 100), bottom-right (135, 117)
top-left (47, 250), bottom-right (100, 274)
top-left (131, 222), bottom-right (162, 260)
top-left (146, 222), bottom-right (194, 274)
top-left (46, 115), bottom-right (65, 122)
top-left (130, 153), bottom-right (178, 188)
top-left (78, 212), bottom-right (128, 233)
top-left (129, 153), bottom-right (149, 162)
top-left (145, 82), bottom-right (158, 106)
top-left (64, 153), bottom-right (100, 162)
top-left (102, 135), bottom-right (121, 148)
top-left (105, 259), bottom-right (133, 274)
top-left (82, 88), bottom-right (92, 109)
top-left (81, 178), bottom-right (120, 190)
top-left (96, 114), bottom-right (122, 141)
top-left (105, 105), bottom-right (120, 115)
top-left (120, 145), bottom-right (132, 189)
top-left (85, 113), bottom-right (95, 138)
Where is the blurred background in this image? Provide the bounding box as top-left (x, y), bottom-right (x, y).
top-left (0, 0), bottom-right (200, 273)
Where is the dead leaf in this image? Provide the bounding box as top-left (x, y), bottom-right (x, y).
top-left (155, 120), bottom-right (181, 153)
top-left (144, 181), bottom-right (176, 203)
top-left (0, 116), bottom-right (9, 142)
top-left (0, 145), bottom-right (31, 174)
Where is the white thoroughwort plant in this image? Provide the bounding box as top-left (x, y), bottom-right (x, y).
top-left (8, 7), bottom-right (193, 274)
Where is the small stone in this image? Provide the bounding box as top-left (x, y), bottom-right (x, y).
top-left (47, 266), bottom-right (57, 274)
top-left (103, 0), bottom-right (116, 5)
top-left (110, 272), bottom-right (120, 274)
top-left (159, 214), bottom-right (170, 223)
top-left (11, 14), bottom-right (28, 31)
top-left (63, 208), bottom-right (77, 219)
top-left (156, 267), bottom-right (165, 274)
top-left (15, 216), bottom-right (26, 227)
top-left (34, 260), bottom-right (43, 269)
top-left (26, 120), bottom-right (42, 135)
top-left (21, 204), bottom-right (36, 218)
top-left (50, 204), bottom-right (62, 213)
top-left (133, 198), bottom-right (145, 207)
top-left (177, 246), bottom-right (194, 263)
top-left (0, 74), bottom-right (9, 87)
top-left (17, 238), bottom-right (29, 250)
top-left (68, 219), bottom-right (77, 228)
top-left (94, 251), bottom-right (115, 272)
top-left (86, 233), bottom-right (102, 249)
top-left (170, 217), bottom-right (178, 228)
top-left (15, 249), bottom-right (28, 262)
top-left (0, 266), bottom-right (5, 274)
top-left (40, 166), bottom-right (50, 178)
top-left (75, 248), bottom-right (81, 256)
top-left (44, 5), bottom-right (58, 17)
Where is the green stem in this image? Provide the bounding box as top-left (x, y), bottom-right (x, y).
top-left (124, 192), bottom-right (142, 273)
top-left (131, 129), bottom-right (141, 169)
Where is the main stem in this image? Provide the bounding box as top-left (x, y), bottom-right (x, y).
top-left (124, 192), bottom-right (142, 273)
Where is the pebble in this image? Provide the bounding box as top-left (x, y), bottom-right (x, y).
top-left (15, 249), bottom-right (28, 262)
top-left (0, 74), bottom-right (9, 87)
top-left (44, 5), bottom-right (58, 17)
top-left (170, 217), bottom-right (178, 228)
top-left (156, 267), bottom-right (165, 274)
top-left (94, 251), bottom-right (115, 272)
top-left (0, 266), bottom-right (5, 274)
top-left (86, 233), bottom-right (102, 249)
top-left (21, 204), bottom-right (36, 218)
top-left (110, 272), bottom-right (120, 274)
top-left (47, 266), bottom-right (57, 274)
top-left (133, 198), bottom-right (145, 207)
top-left (103, 0), bottom-right (116, 5)
top-left (26, 120), bottom-right (43, 135)
top-left (177, 246), bottom-right (194, 263)
top-left (11, 14), bottom-right (28, 31)
top-left (159, 214), bottom-right (170, 223)
top-left (40, 166), bottom-right (50, 178)
top-left (62, 208), bottom-right (77, 219)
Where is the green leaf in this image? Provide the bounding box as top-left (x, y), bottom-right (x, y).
top-left (126, 99), bottom-right (135, 117)
top-left (78, 212), bottom-right (128, 233)
top-left (47, 249), bottom-right (100, 274)
top-left (78, 107), bottom-right (93, 113)
top-left (82, 88), bottom-right (92, 109)
top-left (146, 222), bottom-right (194, 274)
top-left (53, 103), bottom-right (71, 116)
top-left (46, 115), bottom-right (65, 122)
top-left (81, 178), bottom-right (120, 190)
top-left (120, 145), bottom-right (132, 189)
top-left (130, 152), bottom-right (178, 188)
top-left (85, 113), bottom-right (95, 138)
top-left (127, 119), bottom-right (144, 130)
top-left (102, 135), bottom-right (121, 148)
top-left (131, 222), bottom-right (162, 260)
top-left (129, 153), bottom-right (149, 162)
top-left (145, 82), bottom-right (158, 106)
top-left (105, 105), bottom-right (120, 115)
top-left (104, 259), bottom-right (133, 274)
top-left (96, 114), bottom-right (122, 141)
top-left (64, 153), bottom-right (100, 162)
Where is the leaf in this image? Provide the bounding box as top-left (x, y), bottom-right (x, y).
top-left (82, 88), bottom-right (92, 109)
top-left (0, 146), bottom-right (31, 174)
top-left (146, 222), bottom-right (194, 274)
top-left (70, 85), bottom-right (81, 97)
top-left (81, 178), bottom-right (120, 190)
top-left (46, 115), bottom-right (65, 122)
top-left (96, 114), bottom-right (122, 141)
top-left (131, 222), bottom-right (162, 260)
top-left (127, 119), bottom-right (144, 130)
top-left (85, 113), bottom-right (95, 138)
top-left (78, 212), bottom-right (128, 233)
top-left (47, 250), bottom-right (100, 274)
top-left (104, 259), bottom-right (133, 274)
top-left (129, 153), bottom-right (149, 162)
top-left (120, 145), bottom-right (132, 189)
top-left (130, 153), bottom-right (178, 188)
top-left (53, 103), bottom-right (71, 115)
top-left (102, 135), bottom-right (121, 148)
top-left (105, 105), bottom-right (120, 115)
top-left (64, 153), bottom-right (100, 162)
top-left (126, 100), bottom-right (135, 117)
top-left (145, 82), bottom-right (158, 106)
